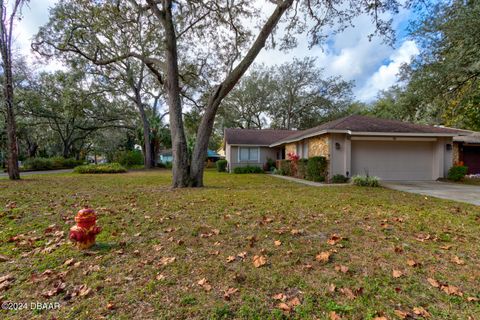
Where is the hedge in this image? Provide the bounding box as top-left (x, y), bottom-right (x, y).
top-left (216, 160), bottom-right (228, 172)
top-left (113, 150), bottom-right (144, 167)
top-left (74, 163), bottom-right (127, 174)
top-left (233, 166), bottom-right (263, 174)
top-left (23, 157), bottom-right (84, 171)
top-left (306, 156), bottom-right (328, 182)
top-left (447, 165), bottom-right (468, 181)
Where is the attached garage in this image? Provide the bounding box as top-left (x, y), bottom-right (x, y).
top-left (351, 140), bottom-right (435, 180)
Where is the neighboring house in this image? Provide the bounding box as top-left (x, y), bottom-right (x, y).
top-left (453, 132), bottom-right (480, 174)
top-left (159, 149), bottom-right (173, 164)
top-left (223, 115), bottom-right (464, 181)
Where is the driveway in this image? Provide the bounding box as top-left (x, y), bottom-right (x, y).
top-left (383, 181), bottom-right (480, 206)
top-left (0, 169), bottom-right (73, 178)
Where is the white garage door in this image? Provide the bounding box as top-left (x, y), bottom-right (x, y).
top-left (351, 140), bottom-right (434, 180)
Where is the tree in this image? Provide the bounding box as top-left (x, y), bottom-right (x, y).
top-left (0, 0), bottom-right (27, 179)
top-left (35, 0), bottom-right (412, 187)
top-left (268, 58), bottom-right (354, 130)
top-left (400, 0), bottom-right (480, 130)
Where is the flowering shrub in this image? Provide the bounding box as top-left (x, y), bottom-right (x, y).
top-left (286, 152), bottom-right (299, 177)
top-left (287, 152), bottom-right (299, 162)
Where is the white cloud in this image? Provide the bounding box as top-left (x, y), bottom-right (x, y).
top-left (356, 40), bottom-right (419, 102)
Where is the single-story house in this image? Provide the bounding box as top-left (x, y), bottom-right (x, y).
top-left (158, 149), bottom-right (223, 164)
top-left (223, 115), bottom-right (464, 181)
top-left (453, 131), bottom-right (480, 174)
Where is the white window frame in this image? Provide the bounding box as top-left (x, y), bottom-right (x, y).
top-left (238, 147), bottom-right (260, 162)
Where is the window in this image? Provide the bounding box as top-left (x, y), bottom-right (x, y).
top-left (238, 147), bottom-right (259, 162)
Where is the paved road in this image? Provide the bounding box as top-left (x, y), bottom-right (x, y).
top-left (0, 169), bottom-right (73, 178)
top-left (383, 181), bottom-right (480, 206)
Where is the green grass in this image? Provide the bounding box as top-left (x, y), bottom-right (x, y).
top-left (0, 170), bottom-right (479, 319)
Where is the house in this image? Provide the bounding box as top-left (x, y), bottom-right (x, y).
top-left (159, 149), bottom-right (173, 164)
top-left (223, 115), bottom-right (464, 181)
top-left (453, 131), bottom-right (480, 174)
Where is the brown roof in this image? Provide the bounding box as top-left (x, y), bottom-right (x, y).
top-left (224, 128), bottom-right (297, 145)
top-left (454, 132), bottom-right (480, 144)
top-left (272, 115), bottom-right (463, 146)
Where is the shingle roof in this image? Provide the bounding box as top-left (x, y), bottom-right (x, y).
top-left (454, 132), bottom-right (480, 144)
top-left (271, 115), bottom-right (463, 145)
top-left (224, 128), bottom-right (297, 145)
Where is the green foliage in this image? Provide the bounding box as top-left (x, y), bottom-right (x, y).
top-left (22, 157), bottom-right (84, 171)
top-left (233, 166), bottom-right (263, 174)
top-left (297, 158), bottom-right (308, 179)
top-left (447, 165), bottom-right (468, 181)
top-left (73, 163), bottom-right (127, 174)
top-left (278, 160), bottom-right (291, 176)
top-left (216, 159), bottom-right (228, 172)
top-left (266, 158), bottom-right (276, 171)
top-left (306, 156), bottom-right (327, 182)
top-left (332, 174), bottom-right (349, 183)
top-left (113, 150), bottom-right (144, 167)
top-left (352, 175), bottom-right (380, 187)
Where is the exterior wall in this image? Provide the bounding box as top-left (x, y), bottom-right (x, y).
top-left (442, 137), bottom-right (454, 177)
top-left (329, 133), bottom-right (349, 178)
top-left (453, 142), bottom-right (461, 164)
top-left (285, 143), bottom-right (296, 155)
top-left (226, 144), bottom-right (278, 172)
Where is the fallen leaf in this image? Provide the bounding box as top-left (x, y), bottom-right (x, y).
top-left (252, 255), bottom-right (267, 268)
top-left (440, 245), bottom-right (452, 250)
top-left (159, 257), bottom-right (176, 265)
top-left (373, 317), bottom-right (388, 320)
top-left (290, 229), bottom-right (303, 236)
top-left (274, 240), bottom-right (282, 246)
top-left (452, 256), bottom-right (465, 265)
top-left (406, 259), bottom-right (419, 267)
top-left (223, 287), bottom-right (238, 300)
top-left (467, 296), bottom-right (479, 302)
top-left (226, 256), bottom-right (236, 263)
top-left (327, 234), bottom-right (342, 245)
top-left (329, 311), bottom-right (342, 320)
top-left (413, 306), bottom-right (431, 317)
top-left (64, 258), bottom-right (75, 267)
top-left (335, 265), bottom-right (349, 273)
top-left (278, 302), bottom-right (291, 312)
top-left (441, 284), bottom-right (463, 296)
top-left (156, 274), bottom-right (166, 281)
top-left (392, 269), bottom-right (404, 278)
top-left (42, 281), bottom-right (66, 297)
top-left (273, 293), bottom-right (286, 301)
top-left (197, 278), bottom-right (212, 291)
top-left (339, 287), bottom-right (356, 300)
top-left (0, 254), bottom-right (9, 262)
top-left (394, 310), bottom-right (409, 319)
top-left (316, 251), bottom-right (331, 263)
top-left (427, 278), bottom-right (440, 288)
top-left (237, 251), bottom-right (247, 259)
top-left (328, 283), bottom-right (336, 292)
top-left (106, 302), bottom-right (115, 310)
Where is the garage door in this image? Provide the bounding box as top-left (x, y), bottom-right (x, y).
top-left (351, 140), bottom-right (434, 180)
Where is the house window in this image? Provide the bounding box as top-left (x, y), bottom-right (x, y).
top-left (239, 147), bottom-right (259, 162)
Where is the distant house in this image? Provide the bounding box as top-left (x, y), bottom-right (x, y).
top-left (223, 115), bottom-right (464, 181)
top-left (158, 149), bottom-right (222, 164)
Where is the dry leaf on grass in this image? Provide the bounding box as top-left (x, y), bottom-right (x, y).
top-left (441, 285), bottom-right (463, 296)
top-left (427, 278), bottom-right (440, 288)
top-left (252, 255), bottom-right (267, 268)
top-left (452, 255), bottom-right (465, 265)
top-left (0, 254), bottom-right (9, 262)
top-left (329, 311), bottom-right (342, 320)
top-left (406, 259), bottom-right (419, 267)
top-left (223, 287), bottom-right (238, 300)
top-left (274, 240), bottom-right (282, 246)
top-left (339, 288), bottom-right (356, 300)
top-left (327, 234), bottom-right (342, 245)
top-left (159, 257), bottom-right (176, 265)
top-left (237, 251), bottom-right (247, 259)
top-left (334, 265), bottom-right (349, 273)
top-left (394, 310), bottom-right (409, 319)
top-left (392, 269), bottom-right (404, 278)
top-left (226, 256), bottom-right (236, 263)
top-left (373, 317), bottom-right (388, 320)
top-left (467, 296), bottom-right (479, 302)
top-left (42, 280), bottom-right (66, 297)
top-left (197, 278), bottom-right (212, 292)
top-left (328, 283), bottom-right (336, 292)
top-left (277, 297), bottom-right (301, 313)
top-left (413, 306), bottom-right (431, 317)
top-left (316, 251), bottom-right (331, 263)
top-left (63, 258), bottom-right (75, 267)
top-left (273, 293), bottom-right (286, 301)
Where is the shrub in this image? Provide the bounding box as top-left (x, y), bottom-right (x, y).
top-left (113, 150), bottom-right (144, 167)
top-left (23, 157), bottom-right (84, 171)
top-left (352, 175), bottom-right (380, 187)
top-left (447, 165), bottom-right (468, 181)
top-left (278, 160), bottom-right (291, 176)
top-left (297, 159), bottom-right (308, 179)
top-left (233, 166), bottom-right (263, 174)
top-left (306, 156), bottom-right (327, 182)
top-left (74, 163), bottom-right (127, 174)
top-left (332, 174), bottom-right (349, 183)
top-left (216, 159), bottom-right (228, 172)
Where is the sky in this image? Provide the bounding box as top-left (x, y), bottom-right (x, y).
top-left (14, 0), bottom-right (418, 103)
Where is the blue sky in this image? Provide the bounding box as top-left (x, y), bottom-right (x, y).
top-left (15, 0), bottom-right (418, 103)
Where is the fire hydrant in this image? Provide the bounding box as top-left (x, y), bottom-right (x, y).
top-left (69, 208), bottom-right (101, 249)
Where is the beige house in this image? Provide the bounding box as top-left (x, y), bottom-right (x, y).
top-left (224, 115), bottom-right (463, 181)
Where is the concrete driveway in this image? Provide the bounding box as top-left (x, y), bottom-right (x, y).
top-left (383, 181), bottom-right (480, 206)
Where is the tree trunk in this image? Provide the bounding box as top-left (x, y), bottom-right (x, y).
top-left (2, 60), bottom-right (20, 179)
top-left (158, 0), bottom-right (190, 187)
top-left (189, 0), bottom-right (294, 187)
top-left (137, 101), bottom-right (153, 169)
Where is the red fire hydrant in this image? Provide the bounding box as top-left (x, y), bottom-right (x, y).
top-left (69, 208), bottom-right (101, 249)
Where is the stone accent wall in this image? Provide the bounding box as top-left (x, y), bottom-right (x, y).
top-left (285, 143), bottom-right (296, 155)
top-left (307, 134), bottom-right (330, 159)
top-left (453, 142), bottom-right (461, 164)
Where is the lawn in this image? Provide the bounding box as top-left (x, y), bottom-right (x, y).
top-left (0, 170), bottom-right (479, 319)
